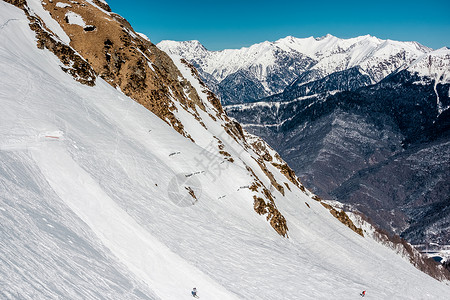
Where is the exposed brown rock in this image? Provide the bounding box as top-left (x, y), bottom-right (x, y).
top-left (185, 186), bottom-right (198, 204)
top-left (92, 0), bottom-right (111, 12)
top-left (248, 136), bottom-right (308, 195)
top-left (251, 140), bottom-right (273, 161)
top-left (272, 162), bottom-right (301, 188)
top-left (179, 58), bottom-right (224, 116)
top-left (223, 121), bottom-right (246, 143)
top-left (312, 195), bottom-right (364, 237)
top-left (312, 195), bottom-right (322, 202)
top-left (254, 158), bottom-right (285, 196)
top-left (29, 0), bottom-right (219, 139)
top-left (219, 150), bottom-right (231, 157)
top-left (249, 182), bottom-right (259, 192)
top-left (205, 90), bottom-right (223, 115)
top-left (284, 182), bottom-right (291, 191)
top-left (253, 196), bottom-right (288, 237)
top-left (245, 164), bottom-right (288, 237)
top-left (320, 202), bottom-right (364, 237)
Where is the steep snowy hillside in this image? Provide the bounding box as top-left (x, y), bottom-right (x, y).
top-left (1, 1), bottom-right (449, 299)
top-left (158, 35), bottom-right (430, 104)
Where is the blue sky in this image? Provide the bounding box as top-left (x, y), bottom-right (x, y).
top-left (106, 0), bottom-right (450, 50)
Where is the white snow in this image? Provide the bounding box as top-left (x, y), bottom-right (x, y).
top-left (1, 2), bottom-right (450, 300)
top-left (65, 11), bottom-right (86, 27)
top-left (158, 34), bottom-right (432, 87)
top-left (26, 0), bottom-right (71, 44)
top-left (406, 47), bottom-right (450, 83)
top-left (55, 2), bottom-right (71, 8)
top-left (137, 32), bottom-right (151, 42)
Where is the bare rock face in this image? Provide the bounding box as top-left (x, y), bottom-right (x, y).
top-left (48, 0), bottom-right (201, 137)
top-left (4, 0), bottom-right (25, 7)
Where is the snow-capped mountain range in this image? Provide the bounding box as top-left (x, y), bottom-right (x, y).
top-left (160, 31), bottom-right (450, 259)
top-left (1, 0), bottom-right (450, 299)
top-left (158, 35), bottom-right (433, 104)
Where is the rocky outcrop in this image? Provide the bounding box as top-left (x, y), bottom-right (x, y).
top-left (5, 0), bottom-right (97, 86)
top-left (313, 197), bottom-right (364, 236)
top-left (28, 13), bottom-right (96, 86)
top-left (253, 195), bottom-right (288, 237)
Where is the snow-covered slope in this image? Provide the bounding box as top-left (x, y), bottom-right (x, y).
top-left (1, 1), bottom-right (450, 299)
top-left (407, 47), bottom-right (450, 83)
top-left (158, 35), bottom-right (431, 104)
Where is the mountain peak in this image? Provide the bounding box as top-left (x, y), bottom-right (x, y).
top-left (315, 33), bottom-right (335, 41)
top-left (158, 34), bottom-right (433, 103)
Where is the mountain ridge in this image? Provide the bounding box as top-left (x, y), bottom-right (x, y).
top-left (158, 35), bottom-right (432, 104)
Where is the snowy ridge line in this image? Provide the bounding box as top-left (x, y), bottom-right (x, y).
top-left (158, 34), bottom-right (432, 105)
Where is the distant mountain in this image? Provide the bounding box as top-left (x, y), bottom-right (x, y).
top-left (158, 35), bottom-right (431, 104)
top-left (226, 48), bottom-right (450, 251)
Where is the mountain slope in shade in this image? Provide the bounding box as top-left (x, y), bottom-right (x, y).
top-left (158, 35), bottom-right (431, 104)
top-left (1, 1), bottom-right (450, 299)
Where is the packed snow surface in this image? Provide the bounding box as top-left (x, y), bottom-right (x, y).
top-left (1, 2), bottom-right (449, 300)
top-left (64, 11), bottom-right (86, 27)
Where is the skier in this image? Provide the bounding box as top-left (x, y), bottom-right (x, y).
top-left (360, 290), bottom-right (366, 297)
top-left (192, 287), bottom-right (199, 298)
